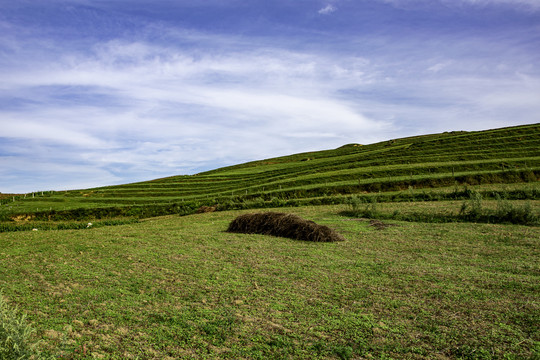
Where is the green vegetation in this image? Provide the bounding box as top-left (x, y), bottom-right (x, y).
top-left (345, 191), bottom-right (539, 225)
top-left (1, 292), bottom-right (50, 359)
top-left (1, 124), bottom-right (539, 230)
top-left (0, 206), bottom-right (538, 359)
top-left (1, 124), bottom-right (539, 358)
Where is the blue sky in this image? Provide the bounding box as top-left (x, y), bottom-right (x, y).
top-left (1, 0), bottom-right (539, 193)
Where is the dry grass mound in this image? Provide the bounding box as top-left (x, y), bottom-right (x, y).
top-left (196, 206), bottom-right (217, 214)
top-left (369, 219), bottom-right (397, 230)
top-left (227, 212), bottom-right (346, 242)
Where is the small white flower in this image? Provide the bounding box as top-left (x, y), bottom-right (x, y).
top-left (87, 222), bottom-right (93, 228)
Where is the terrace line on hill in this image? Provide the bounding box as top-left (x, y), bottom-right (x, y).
top-left (1, 123), bottom-right (538, 227)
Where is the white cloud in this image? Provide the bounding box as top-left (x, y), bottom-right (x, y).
top-left (1, 6), bottom-right (539, 192)
top-left (0, 37), bottom-right (394, 191)
top-left (1, 112), bottom-right (109, 148)
top-left (318, 4), bottom-right (337, 14)
top-left (427, 61), bottom-right (453, 73)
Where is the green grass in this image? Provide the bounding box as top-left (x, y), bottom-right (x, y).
top-left (344, 194), bottom-right (540, 225)
top-left (1, 124), bottom-right (539, 227)
top-left (1, 124), bottom-right (539, 358)
top-left (1, 205), bottom-right (539, 359)
top-left (1, 291), bottom-right (51, 359)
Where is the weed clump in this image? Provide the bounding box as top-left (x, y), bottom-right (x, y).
top-left (0, 291), bottom-right (48, 359)
top-left (369, 219), bottom-right (397, 230)
top-left (347, 196), bottom-right (379, 218)
top-left (227, 212), bottom-right (345, 242)
top-left (459, 191), bottom-right (538, 224)
top-left (196, 206), bottom-right (217, 214)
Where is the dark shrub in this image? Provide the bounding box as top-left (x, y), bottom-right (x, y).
top-left (227, 212), bottom-right (345, 242)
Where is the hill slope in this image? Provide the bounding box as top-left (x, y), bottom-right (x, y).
top-left (1, 123), bottom-right (539, 224)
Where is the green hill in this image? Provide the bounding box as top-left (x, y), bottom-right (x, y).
top-left (1, 123), bottom-right (539, 228)
top-left (1, 124), bottom-right (539, 358)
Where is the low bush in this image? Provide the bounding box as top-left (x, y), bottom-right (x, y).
top-left (346, 196), bottom-right (380, 218)
top-left (459, 192), bottom-right (538, 225)
top-left (342, 192), bottom-right (539, 225)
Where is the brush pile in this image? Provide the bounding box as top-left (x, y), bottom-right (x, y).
top-left (227, 212), bottom-right (345, 242)
top-left (196, 205), bottom-right (216, 213)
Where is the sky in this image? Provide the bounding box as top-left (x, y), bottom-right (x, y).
top-left (1, 0), bottom-right (539, 193)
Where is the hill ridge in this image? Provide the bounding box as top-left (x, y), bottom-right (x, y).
top-left (1, 123), bottom-right (538, 226)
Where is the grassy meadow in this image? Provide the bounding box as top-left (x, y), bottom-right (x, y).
top-left (1, 124), bottom-right (539, 358)
top-left (1, 205), bottom-right (539, 359)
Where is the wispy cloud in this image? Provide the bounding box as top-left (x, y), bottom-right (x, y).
top-left (1, 1), bottom-right (539, 192)
top-left (318, 4), bottom-right (337, 15)
top-left (0, 33), bottom-right (390, 191)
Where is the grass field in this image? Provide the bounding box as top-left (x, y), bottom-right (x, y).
top-left (1, 204), bottom-right (539, 359)
top-left (1, 124), bottom-right (539, 359)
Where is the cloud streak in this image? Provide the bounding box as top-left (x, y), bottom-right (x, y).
top-left (318, 4), bottom-right (337, 14)
top-left (0, 36), bottom-right (391, 191)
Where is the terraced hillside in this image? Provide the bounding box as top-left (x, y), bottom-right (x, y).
top-left (1, 123), bottom-right (539, 226)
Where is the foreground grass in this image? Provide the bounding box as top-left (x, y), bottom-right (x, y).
top-left (1, 205), bottom-right (539, 359)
